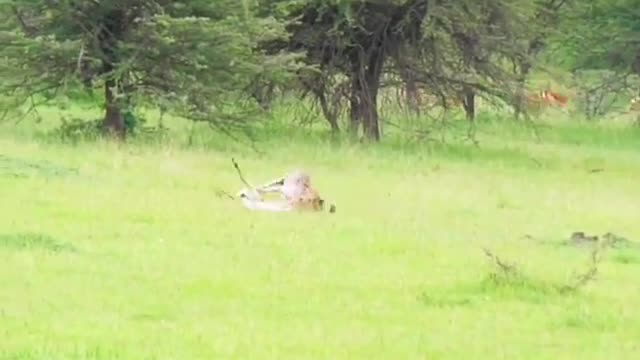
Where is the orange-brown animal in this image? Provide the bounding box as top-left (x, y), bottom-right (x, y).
top-left (540, 90), bottom-right (569, 107)
top-left (524, 89), bottom-right (569, 113)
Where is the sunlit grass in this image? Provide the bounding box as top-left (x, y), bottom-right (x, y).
top-left (1, 102), bottom-right (639, 359)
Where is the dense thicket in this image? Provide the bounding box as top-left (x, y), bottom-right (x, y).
top-left (0, 0), bottom-right (637, 141)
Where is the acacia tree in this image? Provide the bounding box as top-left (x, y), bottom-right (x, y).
top-left (263, 0), bottom-right (429, 141)
top-left (264, 0), bottom-right (541, 141)
top-left (0, 0), bottom-right (298, 139)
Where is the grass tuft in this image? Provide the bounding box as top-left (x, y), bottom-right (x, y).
top-left (0, 232), bottom-right (76, 253)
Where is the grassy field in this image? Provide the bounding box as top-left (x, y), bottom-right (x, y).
top-left (1, 105), bottom-right (640, 359)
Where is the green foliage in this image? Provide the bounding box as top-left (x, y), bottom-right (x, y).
top-left (0, 232), bottom-right (76, 252)
top-left (554, 0), bottom-right (640, 73)
top-left (0, 0), bottom-right (300, 137)
top-left (0, 0), bottom-right (638, 138)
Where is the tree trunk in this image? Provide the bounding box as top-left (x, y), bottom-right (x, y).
top-left (349, 49), bottom-right (384, 141)
top-left (309, 83), bottom-right (340, 133)
top-left (103, 78), bottom-right (125, 138)
top-left (316, 91), bottom-right (340, 133)
top-left (514, 61), bottom-right (532, 120)
top-left (462, 87), bottom-right (475, 122)
top-left (361, 74), bottom-right (381, 141)
top-left (98, 8), bottom-right (127, 139)
top-left (349, 74), bottom-right (362, 137)
top-left (362, 50), bottom-right (384, 141)
top-left (405, 75), bottom-right (421, 115)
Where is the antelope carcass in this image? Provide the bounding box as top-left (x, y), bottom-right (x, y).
top-left (236, 169), bottom-right (335, 213)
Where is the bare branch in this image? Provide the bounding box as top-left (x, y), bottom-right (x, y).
top-left (231, 158), bottom-right (253, 190)
top-left (482, 247), bottom-right (519, 275)
top-left (11, 5), bottom-right (37, 36)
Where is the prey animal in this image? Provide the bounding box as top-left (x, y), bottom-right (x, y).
top-left (233, 160), bottom-right (335, 213)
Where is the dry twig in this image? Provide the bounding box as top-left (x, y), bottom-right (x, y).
top-left (231, 157), bottom-right (253, 190)
top-left (558, 243), bottom-right (602, 293)
top-left (482, 247), bottom-right (518, 275)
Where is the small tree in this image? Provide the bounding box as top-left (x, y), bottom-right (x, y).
top-left (0, 0), bottom-right (298, 139)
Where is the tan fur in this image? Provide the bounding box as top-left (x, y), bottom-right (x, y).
top-left (540, 90), bottom-right (569, 106)
top-left (241, 169), bottom-right (335, 213)
top-left (527, 90), bottom-right (568, 106)
top-left (524, 89), bottom-right (569, 114)
top-left (282, 171), bottom-right (326, 212)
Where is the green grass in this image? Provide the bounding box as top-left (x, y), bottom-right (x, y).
top-left (1, 104), bottom-right (640, 359)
